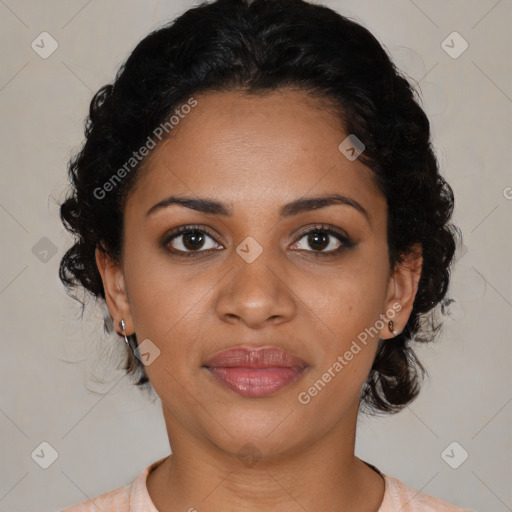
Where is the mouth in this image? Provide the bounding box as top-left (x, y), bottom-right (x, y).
top-left (202, 346), bottom-right (309, 398)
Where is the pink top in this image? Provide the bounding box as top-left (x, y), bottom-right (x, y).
top-left (61, 457), bottom-right (471, 512)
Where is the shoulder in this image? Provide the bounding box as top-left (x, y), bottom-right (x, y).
top-left (380, 473), bottom-right (472, 512)
top-left (60, 456), bottom-right (168, 512)
top-left (60, 482), bottom-right (131, 512)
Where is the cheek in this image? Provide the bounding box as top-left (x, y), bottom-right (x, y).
top-left (123, 232), bottom-right (198, 334)
top-left (308, 256), bottom-right (388, 343)
top-left (307, 285), bottom-right (381, 384)
top-left (298, 251), bottom-right (388, 395)
top-left (127, 266), bottom-right (208, 350)
top-left (121, 252), bottom-right (185, 370)
top-left (296, 283), bottom-right (383, 421)
top-left (122, 244), bottom-right (223, 385)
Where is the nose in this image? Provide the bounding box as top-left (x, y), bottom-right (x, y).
top-left (214, 247), bottom-right (297, 329)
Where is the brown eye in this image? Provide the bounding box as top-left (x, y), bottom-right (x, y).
top-left (163, 226), bottom-right (222, 256)
top-left (180, 230), bottom-right (207, 251)
top-left (295, 230), bottom-right (341, 252)
top-left (306, 231), bottom-right (331, 251)
top-left (291, 225), bottom-right (353, 255)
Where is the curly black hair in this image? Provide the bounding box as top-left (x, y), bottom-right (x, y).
top-left (58, 0), bottom-right (461, 414)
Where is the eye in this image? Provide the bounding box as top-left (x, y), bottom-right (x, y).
top-left (162, 223), bottom-right (353, 259)
top-left (162, 225), bottom-right (223, 257)
top-left (290, 224), bottom-right (353, 256)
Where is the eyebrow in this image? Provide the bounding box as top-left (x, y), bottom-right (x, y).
top-left (145, 193), bottom-right (370, 223)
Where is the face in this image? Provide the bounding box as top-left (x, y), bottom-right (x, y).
top-left (96, 89), bottom-right (421, 460)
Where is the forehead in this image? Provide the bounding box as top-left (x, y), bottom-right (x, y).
top-left (126, 89), bottom-right (385, 223)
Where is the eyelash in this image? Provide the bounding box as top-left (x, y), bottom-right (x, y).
top-left (161, 223), bottom-right (354, 259)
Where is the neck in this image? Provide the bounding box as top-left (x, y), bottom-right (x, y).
top-left (146, 405), bottom-right (385, 512)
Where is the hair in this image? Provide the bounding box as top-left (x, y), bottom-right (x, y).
top-left (58, 0), bottom-right (461, 415)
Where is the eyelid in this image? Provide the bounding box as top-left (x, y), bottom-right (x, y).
top-left (293, 223), bottom-right (351, 242)
top-left (162, 224), bottom-right (221, 248)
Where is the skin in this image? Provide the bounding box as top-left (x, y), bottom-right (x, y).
top-left (96, 88), bottom-right (422, 512)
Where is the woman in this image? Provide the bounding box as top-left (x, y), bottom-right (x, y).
top-left (59, 0), bottom-right (469, 510)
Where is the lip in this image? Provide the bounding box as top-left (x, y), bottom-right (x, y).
top-left (203, 347), bottom-right (308, 397)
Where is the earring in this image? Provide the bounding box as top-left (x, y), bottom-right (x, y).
top-left (388, 320), bottom-right (399, 337)
top-left (120, 319), bottom-right (130, 345)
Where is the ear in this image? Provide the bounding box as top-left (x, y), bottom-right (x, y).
top-left (95, 246), bottom-right (134, 335)
top-left (379, 243), bottom-right (423, 340)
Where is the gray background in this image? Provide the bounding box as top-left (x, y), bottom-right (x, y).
top-left (1, 1), bottom-right (511, 511)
